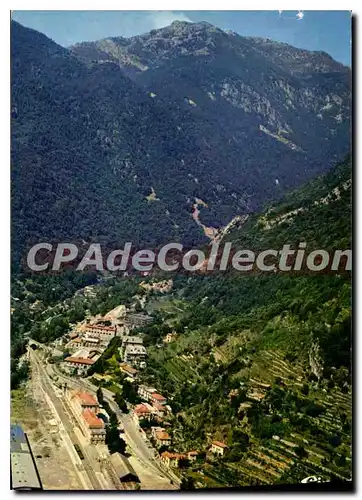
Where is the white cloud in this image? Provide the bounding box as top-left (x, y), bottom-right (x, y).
top-left (277, 10), bottom-right (305, 21)
top-left (146, 11), bottom-right (193, 30)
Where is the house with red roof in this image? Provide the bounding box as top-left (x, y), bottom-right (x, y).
top-left (211, 441), bottom-right (228, 456)
top-left (160, 451), bottom-right (187, 468)
top-left (133, 403), bottom-right (155, 423)
top-left (63, 356), bottom-right (95, 375)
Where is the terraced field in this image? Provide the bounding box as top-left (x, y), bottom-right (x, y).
top-left (163, 356), bottom-right (202, 384)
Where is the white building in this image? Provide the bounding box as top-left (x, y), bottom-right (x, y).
top-left (124, 344), bottom-right (147, 367)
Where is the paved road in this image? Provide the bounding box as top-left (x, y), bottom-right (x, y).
top-left (29, 348), bottom-right (103, 490)
top-left (47, 361), bottom-right (178, 485)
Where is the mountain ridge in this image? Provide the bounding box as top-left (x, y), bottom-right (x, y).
top-left (11, 20), bottom-right (351, 265)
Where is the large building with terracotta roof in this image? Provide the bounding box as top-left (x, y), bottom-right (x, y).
top-left (81, 409), bottom-right (106, 443)
top-left (68, 390), bottom-right (98, 413)
top-left (67, 390), bottom-right (105, 444)
top-left (85, 324), bottom-right (117, 345)
top-left (63, 356), bottom-right (95, 375)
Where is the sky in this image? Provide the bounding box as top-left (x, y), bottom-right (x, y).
top-left (11, 10), bottom-right (352, 66)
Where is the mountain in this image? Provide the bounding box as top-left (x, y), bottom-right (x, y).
top-left (11, 20), bottom-right (351, 265)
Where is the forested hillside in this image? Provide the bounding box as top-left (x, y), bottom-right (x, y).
top-left (12, 20), bottom-right (350, 265)
top-left (137, 156), bottom-right (352, 486)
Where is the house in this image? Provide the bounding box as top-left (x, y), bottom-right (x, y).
top-left (133, 403), bottom-right (155, 423)
top-left (186, 451), bottom-right (199, 461)
top-left (124, 344), bottom-right (147, 367)
top-left (138, 385), bottom-right (156, 401)
top-left (121, 336), bottom-right (144, 349)
top-left (154, 430), bottom-right (171, 447)
top-left (160, 451), bottom-right (186, 468)
top-left (63, 356), bottom-right (95, 376)
top-left (109, 453), bottom-right (140, 486)
top-left (119, 362), bottom-right (138, 380)
top-left (151, 401), bottom-right (167, 418)
top-left (211, 441), bottom-right (228, 456)
top-left (138, 385), bottom-right (166, 405)
top-left (163, 332), bottom-right (177, 343)
top-left (150, 393), bottom-right (167, 406)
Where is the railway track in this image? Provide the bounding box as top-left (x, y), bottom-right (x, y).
top-left (29, 349), bottom-right (103, 490)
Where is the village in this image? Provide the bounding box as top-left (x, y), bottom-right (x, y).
top-left (62, 323), bottom-right (229, 452)
top-left (34, 293), bottom-right (241, 487)
top-left (12, 273), bottom-right (352, 490)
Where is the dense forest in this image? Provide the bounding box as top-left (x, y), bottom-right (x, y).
top-left (11, 20), bottom-right (350, 265)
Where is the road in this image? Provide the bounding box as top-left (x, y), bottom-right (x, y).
top-left (46, 359), bottom-right (179, 485)
top-left (29, 348), bottom-right (104, 490)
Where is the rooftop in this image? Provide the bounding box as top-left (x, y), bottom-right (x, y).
top-left (76, 391), bottom-right (98, 406)
top-left (139, 385), bottom-right (156, 393)
top-left (119, 362), bottom-right (138, 375)
top-left (83, 336), bottom-right (100, 343)
top-left (212, 441), bottom-right (228, 448)
top-left (155, 431), bottom-right (170, 441)
top-left (161, 451), bottom-right (186, 460)
top-left (134, 403), bottom-right (154, 415)
top-left (110, 452), bottom-right (140, 482)
top-left (82, 409), bottom-right (104, 428)
top-left (11, 424), bottom-right (28, 454)
top-left (151, 392), bottom-right (166, 402)
top-left (152, 401), bottom-right (165, 412)
top-left (125, 345), bottom-right (147, 355)
top-left (87, 324), bottom-right (117, 332)
top-left (11, 425), bottom-right (42, 490)
top-left (122, 336), bottom-right (144, 345)
top-left (64, 356), bottom-right (95, 365)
